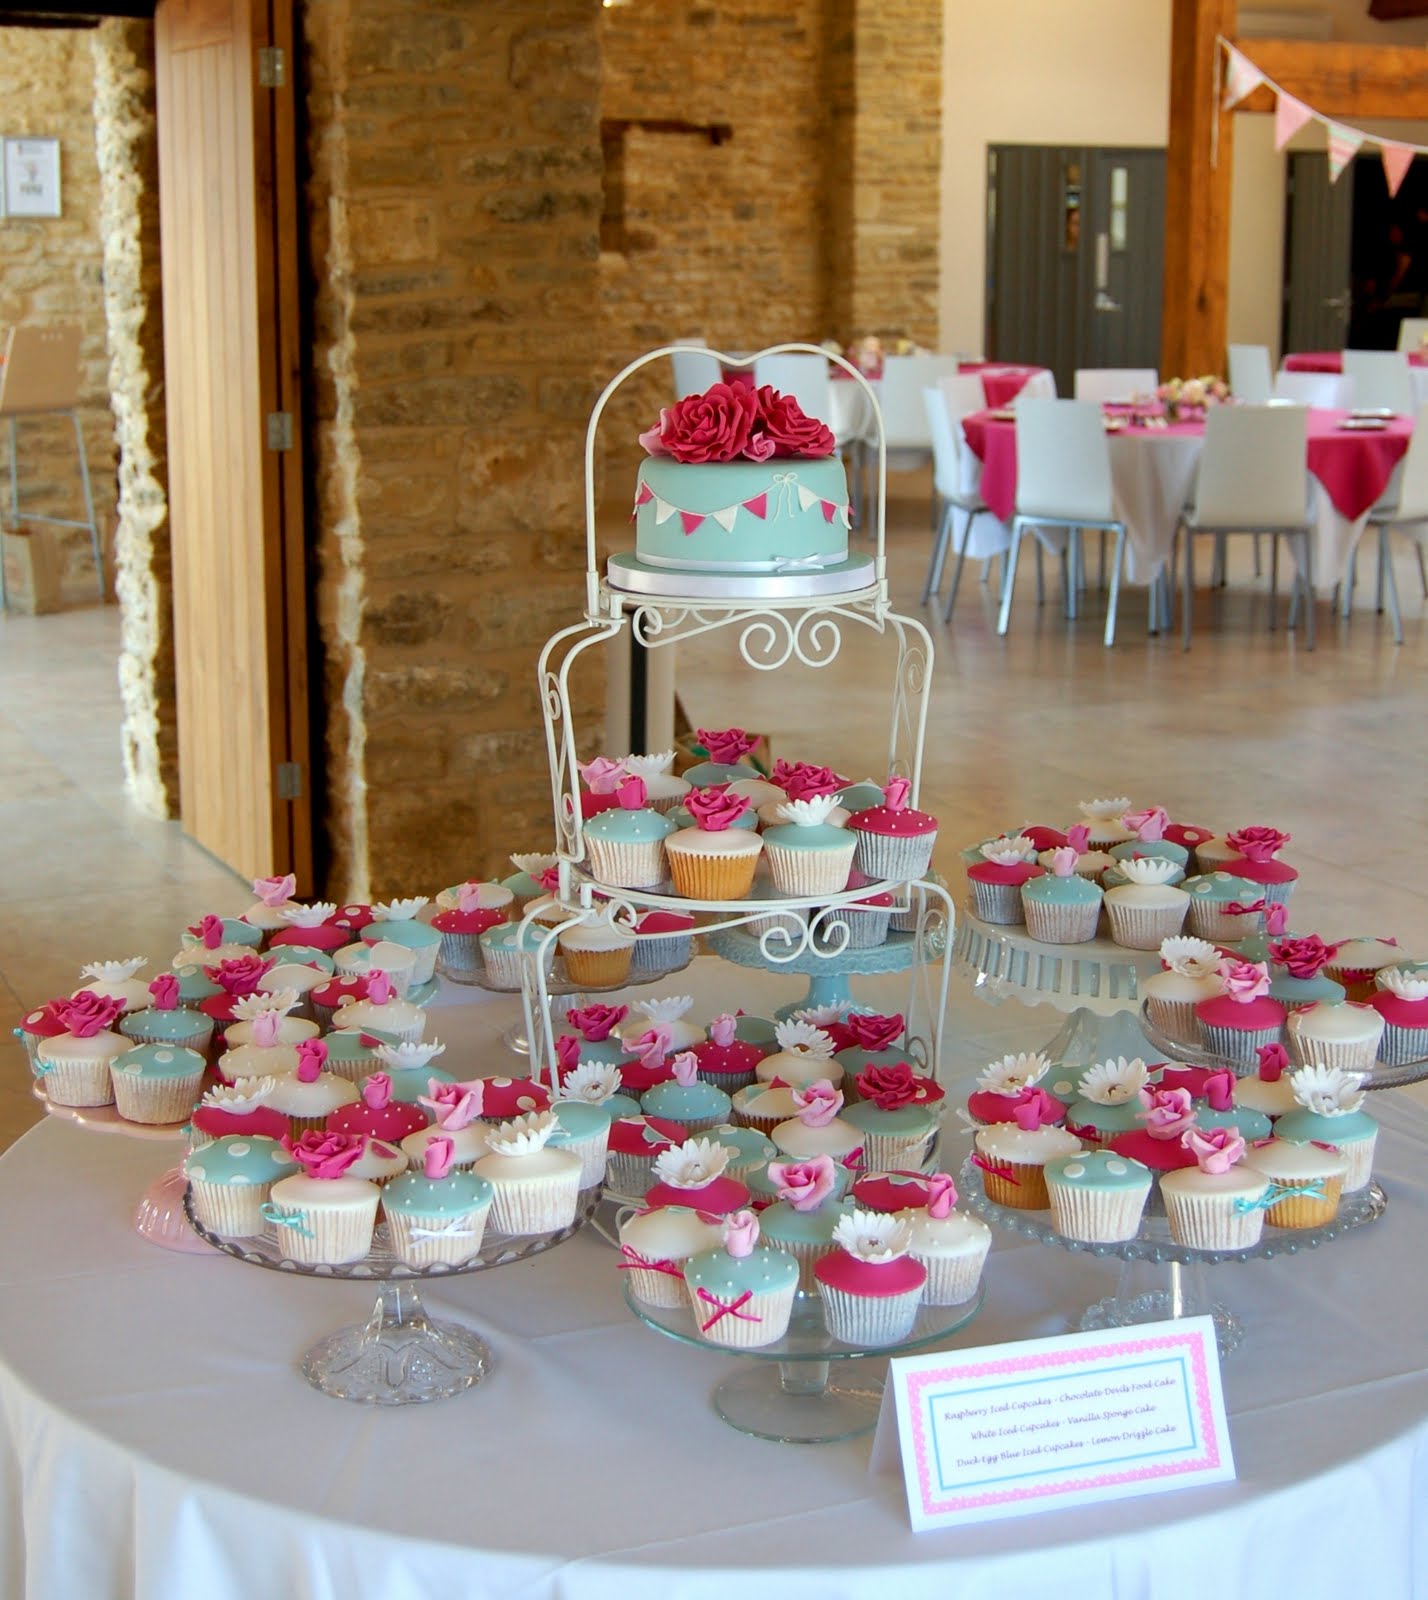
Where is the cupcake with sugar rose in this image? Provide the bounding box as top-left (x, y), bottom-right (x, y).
top-left (71, 957), bottom-right (151, 1015)
top-left (382, 1136), bottom-right (494, 1267)
top-left (578, 754), bottom-right (631, 818)
top-left (644, 1135), bottom-right (750, 1215)
top-left (1143, 936), bottom-right (1226, 1043)
top-left (831, 1009), bottom-right (908, 1080)
top-left (240, 872), bottom-right (298, 935)
top-left (848, 776), bottom-right (938, 884)
top-left (430, 880), bottom-right (512, 980)
top-left (755, 1018), bottom-right (843, 1090)
top-left (770, 1079), bottom-right (865, 1166)
top-left (843, 1064), bottom-right (939, 1171)
top-left (1158, 1127), bottom-right (1273, 1250)
top-left (689, 1012), bottom-right (765, 1092)
top-left (683, 1208), bottom-right (799, 1349)
top-left (119, 972), bottom-right (216, 1056)
top-left (755, 761), bottom-right (847, 827)
top-left (502, 852), bottom-right (559, 909)
top-left (1273, 1064), bottom-right (1378, 1191)
top-left (1156, 1064), bottom-right (1271, 1141)
top-left (664, 784), bottom-right (764, 900)
top-left (331, 967), bottom-right (427, 1044)
top-left (617, 749), bottom-right (691, 815)
top-left (558, 1002), bottom-right (635, 1068)
top-left (265, 1131), bottom-right (381, 1264)
top-left (1367, 965), bottom-right (1428, 1066)
top-left (215, 1006), bottom-right (302, 1083)
top-left (1108, 1085), bottom-right (1201, 1176)
top-left (641, 1050), bottom-right (733, 1134)
top-left (618, 995), bottom-right (703, 1053)
top-left (904, 1173), bottom-right (991, 1306)
top-left (967, 835), bottom-right (1041, 925)
top-left (1021, 846), bottom-right (1103, 944)
top-left (266, 1038), bottom-right (360, 1133)
top-left (1107, 805), bottom-right (1190, 869)
top-left (35, 991), bottom-right (130, 1107)
top-left (1232, 1042), bottom-right (1300, 1119)
top-left (174, 918), bottom-right (260, 974)
top-left (814, 1209), bottom-right (927, 1345)
top-left (1036, 824), bottom-right (1115, 882)
top-left (583, 774), bottom-right (677, 889)
top-left (1265, 935), bottom-right (1345, 1011)
top-left (1194, 958), bottom-right (1286, 1070)
top-left (474, 1111), bottom-right (583, 1233)
top-left (615, 1025), bottom-right (677, 1096)
top-left (683, 726), bottom-right (763, 788)
top-left (223, 990), bottom-right (320, 1048)
top-left (1219, 826), bottom-right (1297, 905)
top-left (754, 1153), bottom-right (853, 1291)
top-left (327, 1069), bottom-right (430, 1147)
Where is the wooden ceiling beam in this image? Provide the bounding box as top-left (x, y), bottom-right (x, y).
top-left (1234, 37), bottom-right (1428, 118)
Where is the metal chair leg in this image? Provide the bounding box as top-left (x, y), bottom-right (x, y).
top-left (1416, 540), bottom-right (1428, 598)
top-left (997, 523), bottom-right (1024, 636)
top-left (1035, 541), bottom-right (1045, 606)
top-left (1104, 528), bottom-right (1126, 646)
top-left (1375, 527), bottom-right (1388, 615)
top-left (70, 409), bottom-right (103, 600)
top-left (944, 510), bottom-right (978, 622)
top-left (1343, 543), bottom-right (1358, 620)
top-left (1382, 527), bottom-right (1405, 645)
top-left (922, 502), bottom-right (953, 605)
top-left (1301, 531), bottom-right (1316, 650)
top-left (1269, 534), bottom-right (1280, 630)
top-left (1181, 525), bottom-right (1195, 650)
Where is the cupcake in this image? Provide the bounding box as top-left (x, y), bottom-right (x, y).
top-left (360, 897), bottom-right (444, 986)
top-left (331, 968), bottom-right (427, 1044)
top-left (1265, 934), bottom-right (1345, 1011)
top-left (1107, 1086), bottom-right (1201, 1175)
top-left (1021, 848), bottom-right (1103, 944)
top-left (1106, 805), bottom-right (1190, 869)
top-left (110, 1042), bottom-right (207, 1125)
top-left (1285, 1000), bottom-right (1384, 1073)
top-left (1037, 823), bottom-right (1116, 883)
top-left (118, 973), bottom-right (216, 1056)
top-left (847, 1058), bottom-right (943, 1113)
top-left (267, 1039), bottom-right (361, 1133)
top-left (618, 995), bottom-right (704, 1053)
top-left (1273, 1065), bottom-right (1377, 1191)
top-left (689, 1013), bottom-right (764, 1092)
top-left (683, 726), bottom-right (762, 787)
top-left (827, 879), bottom-right (895, 950)
top-left (904, 1174), bottom-right (991, 1305)
top-left (629, 910), bottom-right (698, 972)
top-left (831, 1010), bottom-right (908, 1081)
top-left (188, 1075), bottom-right (290, 1149)
top-left (1164, 820), bottom-right (1215, 855)
top-left (615, 1027), bottom-right (676, 1096)
top-left (578, 754), bottom-right (632, 818)
top-left (1045, 1149), bottom-right (1152, 1242)
top-left (683, 1210), bottom-right (798, 1349)
top-left (848, 776), bottom-right (938, 883)
top-left (435, 877), bottom-right (514, 919)
top-left (1103, 856), bottom-right (1190, 950)
top-left (382, 1136), bottom-right (494, 1267)
top-left (71, 957), bottom-right (151, 1015)
top-left (973, 1120), bottom-right (1089, 1210)
top-left (643, 1136), bottom-right (750, 1215)
top-left (1143, 936), bottom-right (1226, 1043)
top-left (1218, 825), bottom-right (1297, 905)
top-left (843, 1067), bottom-right (938, 1171)
top-left (1063, 1056), bottom-right (1152, 1146)
top-left (605, 1113), bottom-right (687, 1197)
top-left (770, 1080), bottom-right (865, 1166)
top-left (216, 1007), bottom-right (300, 1084)
top-left (397, 1078), bottom-right (491, 1171)
top-left (326, 1069), bottom-right (430, 1146)
top-left (334, 937), bottom-right (418, 997)
top-left (240, 872), bottom-right (298, 936)
top-left (1159, 1065), bottom-right (1271, 1142)
top-left (729, 1081), bottom-right (803, 1136)
top-left (642, 1051), bottom-right (733, 1134)
top-left (265, 1132), bottom-right (381, 1264)
top-left (1182, 872), bottom-right (1268, 942)
top-left (618, 1204), bottom-right (725, 1308)
top-left (13, 1002), bottom-right (67, 1076)
top-left (1325, 937), bottom-right (1413, 1003)
top-left (618, 750), bottom-right (692, 815)
top-left (558, 912), bottom-right (636, 987)
top-left (966, 1052), bottom-right (1065, 1127)
top-left (814, 1210), bottom-right (928, 1346)
top-left (1232, 1042), bottom-right (1301, 1119)
top-left (310, 975), bottom-right (370, 1030)
top-left (1159, 1127), bottom-right (1273, 1250)
top-left (754, 1155), bottom-right (853, 1292)
top-left (546, 1094), bottom-right (614, 1188)
top-left (583, 774), bottom-right (677, 889)
top-left (474, 1111), bottom-right (583, 1234)
top-left (1244, 1137), bottom-right (1350, 1229)
top-left (966, 835), bottom-right (1041, 925)
top-left (430, 881), bottom-right (511, 980)
top-left (756, 1018), bottom-right (843, 1090)
top-left (502, 852), bottom-right (559, 909)
top-left (223, 991), bottom-right (320, 1048)
top-left (762, 793), bottom-right (859, 898)
top-left (1194, 959), bottom-right (1286, 1069)
top-left (257, 962), bottom-right (329, 1020)
top-left (1075, 795), bottom-right (1134, 849)
top-left (478, 920), bottom-right (556, 990)
top-left (664, 786), bottom-right (764, 900)
top-left (1367, 966), bottom-right (1428, 1066)
top-left (34, 991), bottom-right (129, 1107)
top-left (184, 1134), bottom-right (299, 1238)
top-left (181, 913), bottom-right (264, 954)
top-left (704, 1122), bottom-right (778, 1179)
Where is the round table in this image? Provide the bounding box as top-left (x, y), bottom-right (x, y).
top-left (3, 978), bottom-right (1428, 1597)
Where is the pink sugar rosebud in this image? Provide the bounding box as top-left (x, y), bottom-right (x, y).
top-left (455, 881), bottom-right (486, 914)
top-left (1264, 902), bottom-right (1290, 935)
top-left (615, 775), bottom-right (648, 810)
top-left (362, 1071), bottom-right (393, 1109)
top-left (555, 1034), bottom-right (580, 1074)
top-left (1183, 1125), bottom-right (1245, 1175)
top-left (1202, 1070), bottom-right (1236, 1112)
top-left (253, 873), bottom-right (296, 907)
top-left (766, 1155), bottom-right (835, 1212)
top-left (791, 1079), bottom-right (843, 1128)
top-left (189, 914), bottom-right (225, 950)
top-left (1121, 806), bottom-right (1168, 842)
top-left (297, 1037), bottom-right (328, 1079)
top-left (419, 1080), bottom-right (482, 1130)
top-left (1066, 824), bottom-right (1090, 853)
top-left (1010, 1086), bottom-right (1059, 1131)
top-left (251, 1011), bottom-right (282, 1050)
top-left (422, 1135), bottom-right (456, 1181)
top-left (925, 1172), bottom-right (958, 1219)
top-left (1049, 846), bottom-right (1079, 878)
top-left (722, 1209), bottom-right (760, 1258)
top-left (567, 1003), bottom-right (627, 1041)
top-left (709, 1013), bottom-right (737, 1048)
top-left (367, 969), bottom-right (393, 1005)
top-left (671, 1050), bottom-right (699, 1087)
top-left (148, 974), bottom-right (180, 1011)
top-left (1256, 1042), bottom-right (1289, 1082)
top-left (882, 776), bottom-right (912, 811)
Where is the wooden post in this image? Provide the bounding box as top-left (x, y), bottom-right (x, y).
top-left (1162, 0), bottom-right (1236, 380)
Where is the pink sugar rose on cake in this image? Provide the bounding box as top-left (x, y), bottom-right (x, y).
top-left (639, 382), bottom-right (767, 463)
top-left (754, 385), bottom-right (836, 457)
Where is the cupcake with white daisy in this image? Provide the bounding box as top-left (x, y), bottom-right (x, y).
top-left (966, 1051), bottom-right (1066, 1127)
top-left (1272, 1064), bottom-right (1378, 1191)
top-left (1143, 935), bottom-right (1226, 1044)
top-left (814, 1209), bottom-right (927, 1345)
top-left (1064, 1056), bottom-right (1152, 1146)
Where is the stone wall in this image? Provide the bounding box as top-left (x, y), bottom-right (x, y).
top-left (303, 0), bottom-right (606, 901)
top-left (92, 19), bottom-right (176, 819)
top-left (0, 26), bottom-right (118, 601)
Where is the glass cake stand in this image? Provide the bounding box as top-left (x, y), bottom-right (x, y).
top-left (703, 924), bottom-right (925, 1019)
top-left (957, 1154), bottom-right (1386, 1356)
top-left (626, 1282), bottom-right (984, 1444)
top-left (184, 1185), bottom-right (602, 1405)
top-left (1137, 1002), bottom-right (1428, 1093)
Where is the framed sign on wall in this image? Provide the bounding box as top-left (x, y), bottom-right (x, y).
top-left (2, 138), bottom-right (62, 218)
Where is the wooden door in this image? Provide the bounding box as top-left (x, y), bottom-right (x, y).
top-left (1282, 152), bottom-right (1353, 355)
top-left (154, 0), bottom-right (312, 887)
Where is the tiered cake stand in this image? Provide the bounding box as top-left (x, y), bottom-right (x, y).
top-left (185, 1186), bottom-right (603, 1405)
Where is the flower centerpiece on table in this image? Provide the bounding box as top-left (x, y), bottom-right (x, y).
top-left (1157, 374), bottom-right (1230, 422)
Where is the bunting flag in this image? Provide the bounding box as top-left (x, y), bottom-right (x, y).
top-left (1273, 93), bottom-right (1314, 152)
top-left (1382, 141), bottom-right (1416, 199)
top-left (630, 487), bottom-right (851, 538)
top-left (1327, 123), bottom-right (1365, 184)
top-left (1221, 44), bottom-right (1266, 109)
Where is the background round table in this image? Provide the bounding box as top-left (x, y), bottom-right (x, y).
top-left (3, 976), bottom-right (1428, 1599)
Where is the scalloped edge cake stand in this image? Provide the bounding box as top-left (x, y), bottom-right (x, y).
top-left (956, 1154), bottom-right (1387, 1358)
top-left (625, 1282), bottom-right (984, 1444)
top-left (184, 1186), bottom-right (602, 1405)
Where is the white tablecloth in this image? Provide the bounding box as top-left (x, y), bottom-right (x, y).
top-left (4, 978), bottom-right (1428, 1598)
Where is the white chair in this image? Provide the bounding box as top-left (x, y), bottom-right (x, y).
top-left (1174, 405), bottom-right (1315, 650)
top-left (998, 399), bottom-right (1134, 647)
top-left (1396, 318), bottom-right (1428, 352)
top-left (1073, 368), bottom-right (1158, 404)
top-left (1365, 401), bottom-right (1428, 644)
top-left (0, 325), bottom-right (103, 610)
top-left (921, 378), bottom-right (1003, 615)
top-left (1017, 368), bottom-right (1058, 400)
top-left (1272, 369), bottom-right (1355, 409)
top-left (876, 355), bottom-right (962, 454)
top-left (1343, 349), bottom-right (1415, 415)
top-left (669, 345), bottom-right (721, 400)
top-left (1227, 344), bottom-right (1273, 404)
top-left (751, 353), bottom-right (839, 431)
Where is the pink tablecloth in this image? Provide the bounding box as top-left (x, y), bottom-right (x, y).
top-left (957, 361), bottom-right (1048, 409)
top-left (1284, 350), bottom-right (1428, 372)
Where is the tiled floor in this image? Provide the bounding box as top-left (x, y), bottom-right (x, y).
top-left (4, 478), bottom-right (1426, 1150)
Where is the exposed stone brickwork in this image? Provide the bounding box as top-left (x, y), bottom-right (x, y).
top-left (303, 0), bottom-right (606, 900)
top-left (92, 19), bottom-right (176, 819)
top-left (0, 27), bottom-right (119, 602)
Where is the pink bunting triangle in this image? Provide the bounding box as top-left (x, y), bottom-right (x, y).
top-left (1222, 45), bottom-right (1265, 110)
top-left (1327, 123), bottom-right (1364, 183)
top-left (1274, 92), bottom-right (1314, 152)
top-left (742, 493), bottom-right (768, 520)
top-left (820, 499), bottom-right (837, 524)
top-left (633, 482), bottom-right (654, 507)
top-left (1382, 141), bottom-right (1416, 199)
top-left (679, 510), bottom-right (704, 535)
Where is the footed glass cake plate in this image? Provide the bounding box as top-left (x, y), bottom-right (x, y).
top-left (626, 1282), bottom-right (983, 1444)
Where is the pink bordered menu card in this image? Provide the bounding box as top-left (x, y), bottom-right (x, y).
top-left (875, 1316), bottom-right (1234, 1529)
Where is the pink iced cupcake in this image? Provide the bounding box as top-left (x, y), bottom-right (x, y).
top-left (689, 1012), bottom-right (764, 1092)
top-left (849, 776), bottom-right (938, 884)
top-left (1108, 1086), bottom-right (1201, 1175)
top-left (1367, 967), bottom-right (1428, 1066)
top-left (643, 1136), bottom-right (751, 1215)
top-left (966, 1052), bottom-right (1065, 1127)
top-left (814, 1210), bottom-right (928, 1345)
top-left (1194, 959), bottom-right (1286, 1070)
top-left (966, 835), bottom-right (1040, 924)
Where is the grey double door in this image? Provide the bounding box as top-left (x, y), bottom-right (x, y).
top-left (985, 145), bottom-right (1166, 395)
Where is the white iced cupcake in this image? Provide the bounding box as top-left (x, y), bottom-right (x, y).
top-left (770, 1080), bottom-right (864, 1165)
top-left (359, 897), bottom-right (443, 987)
top-left (224, 990), bottom-right (320, 1047)
top-left (333, 938), bottom-right (418, 998)
top-left (904, 1174), bottom-right (991, 1305)
top-left (265, 1038), bottom-right (361, 1133)
top-left (618, 995), bottom-right (703, 1053)
top-left (1286, 1002), bottom-right (1385, 1073)
top-left (1143, 936), bottom-right (1225, 1044)
top-left (618, 1203), bottom-right (725, 1308)
top-left (755, 1018), bottom-right (843, 1090)
top-left (331, 969), bottom-right (427, 1044)
top-left (35, 992), bottom-right (130, 1107)
top-left (1103, 857), bottom-right (1190, 950)
top-left (264, 1133), bottom-right (380, 1264)
top-left (1160, 1127), bottom-right (1273, 1250)
top-left (72, 957), bottom-right (152, 1015)
top-left (618, 750), bottom-right (692, 815)
top-left (239, 872), bottom-right (298, 934)
top-left (474, 1111), bottom-right (582, 1234)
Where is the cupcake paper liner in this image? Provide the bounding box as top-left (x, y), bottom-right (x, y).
top-left (1198, 1022), bottom-right (1282, 1071)
top-left (1047, 1180), bottom-right (1149, 1243)
top-left (384, 1204), bottom-right (489, 1268)
top-left (969, 880), bottom-right (1026, 925)
top-left (110, 1070), bottom-right (205, 1126)
top-left (666, 848), bottom-right (760, 902)
top-left (487, 1169), bottom-right (581, 1235)
top-left (1377, 1023), bottom-right (1428, 1069)
top-left (1185, 903), bottom-right (1260, 943)
top-left (1022, 898), bottom-right (1101, 946)
top-left (764, 841), bottom-right (858, 898)
top-left (188, 1179), bottom-right (274, 1238)
top-left (37, 1056), bottom-right (118, 1108)
top-left (763, 1234), bottom-right (836, 1296)
top-left (689, 1283), bottom-right (797, 1349)
top-left (820, 1283), bottom-right (924, 1346)
top-left (1264, 1175), bottom-right (1342, 1229)
top-left (1162, 1188), bottom-right (1267, 1250)
top-left (1144, 996), bottom-right (1203, 1047)
top-left (560, 945), bottom-right (634, 987)
top-left (696, 1066), bottom-right (758, 1093)
top-left (631, 933), bottom-right (693, 972)
top-left (1285, 1024), bottom-right (1381, 1074)
top-left (585, 837), bottom-right (668, 891)
top-left (980, 1158), bottom-right (1051, 1209)
top-left (857, 1128), bottom-right (934, 1173)
top-left (481, 944), bottom-right (554, 991)
top-left (853, 831), bottom-right (936, 885)
top-left (914, 1242), bottom-right (990, 1306)
top-left (122, 1020), bottom-right (214, 1056)
top-left (603, 1151), bottom-right (659, 1199)
top-left (1330, 1132), bottom-right (1377, 1193)
top-left (558, 1131), bottom-right (610, 1189)
top-left (624, 1263), bottom-right (693, 1309)
top-left (1105, 900), bottom-right (1188, 952)
top-left (437, 930), bottom-right (483, 981)
top-left (273, 1198), bottom-right (379, 1265)
top-left (839, 905), bottom-right (893, 949)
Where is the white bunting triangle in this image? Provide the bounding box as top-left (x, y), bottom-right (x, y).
top-left (1221, 45), bottom-right (1265, 109)
top-left (654, 497), bottom-right (677, 525)
top-left (796, 485), bottom-right (818, 512)
top-left (710, 505), bottom-right (739, 532)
